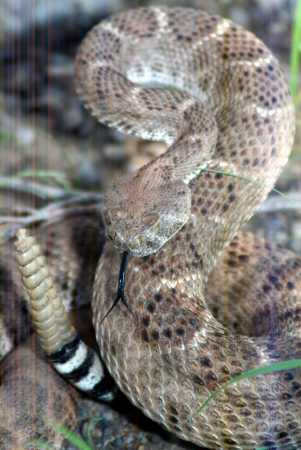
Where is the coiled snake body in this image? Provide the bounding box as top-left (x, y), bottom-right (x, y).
top-left (14, 6), bottom-right (301, 450)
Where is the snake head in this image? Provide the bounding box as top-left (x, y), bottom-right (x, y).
top-left (103, 173), bottom-right (191, 257)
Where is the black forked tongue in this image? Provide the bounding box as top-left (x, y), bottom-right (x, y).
top-left (100, 251), bottom-right (132, 324)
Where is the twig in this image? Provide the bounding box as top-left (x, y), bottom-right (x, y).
top-left (258, 192), bottom-right (301, 213)
top-left (0, 197), bottom-right (103, 245)
top-left (0, 176), bottom-right (103, 202)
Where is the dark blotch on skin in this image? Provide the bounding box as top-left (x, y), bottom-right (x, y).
top-left (159, 264), bottom-right (166, 273)
top-left (142, 316), bottom-right (150, 327)
top-left (163, 328), bottom-right (172, 338)
top-left (193, 375), bottom-right (204, 386)
top-left (292, 382), bottom-right (301, 391)
top-left (268, 274), bottom-right (279, 285)
top-left (151, 330), bottom-right (160, 341)
top-left (189, 318), bottom-right (198, 328)
top-left (176, 328), bottom-right (185, 336)
top-left (146, 302), bottom-right (156, 314)
top-left (206, 371), bottom-right (218, 382)
top-left (227, 259), bottom-right (238, 268)
top-left (262, 284), bottom-right (271, 294)
top-left (142, 330), bottom-right (149, 342)
top-left (200, 356), bottom-right (213, 368)
top-left (154, 292), bottom-right (163, 302)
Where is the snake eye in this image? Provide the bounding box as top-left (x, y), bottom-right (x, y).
top-left (143, 213), bottom-right (159, 227)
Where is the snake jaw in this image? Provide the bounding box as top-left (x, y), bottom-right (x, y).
top-left (105, 209), bottom-right (192, 257)
top-left (104, 175), bottom-right (192, 257)
top-left (104, 205), bottom-right (191, 257)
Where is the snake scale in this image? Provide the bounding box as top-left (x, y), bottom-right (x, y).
top-left (8, 5), bottom-right (301, 450)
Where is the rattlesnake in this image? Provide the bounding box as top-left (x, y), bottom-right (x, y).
top-left (11, 6), bottom-right (301, 450)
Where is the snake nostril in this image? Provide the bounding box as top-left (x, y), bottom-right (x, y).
top-left (105, 216), bottom-right (112, 227)
top-left (107, 230), bottom-right (116, 241)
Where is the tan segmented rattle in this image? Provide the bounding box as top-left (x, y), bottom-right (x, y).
top-left (15, 6), bottom-right (301, 450)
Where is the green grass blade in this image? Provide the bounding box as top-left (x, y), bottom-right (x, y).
top-left (16, 170), bottom-right (71, 190)
top-left (198, 358), bottom-right (301, 415)
top-left (201, 168), bottom-right (286, 197)
top-left (25, 440), bottom-right (55, 450)
top-left (290, 0), bottom-right (301, 100)
top-left (26, 423), bottom-right (95, 450)
top-left (51, 423), bottom-right (94, 450)
top-left (256, 445), bottom-right (300, 450)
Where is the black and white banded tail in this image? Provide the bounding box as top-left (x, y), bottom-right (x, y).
top-left (14, 228), bottom-right (116, 402)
